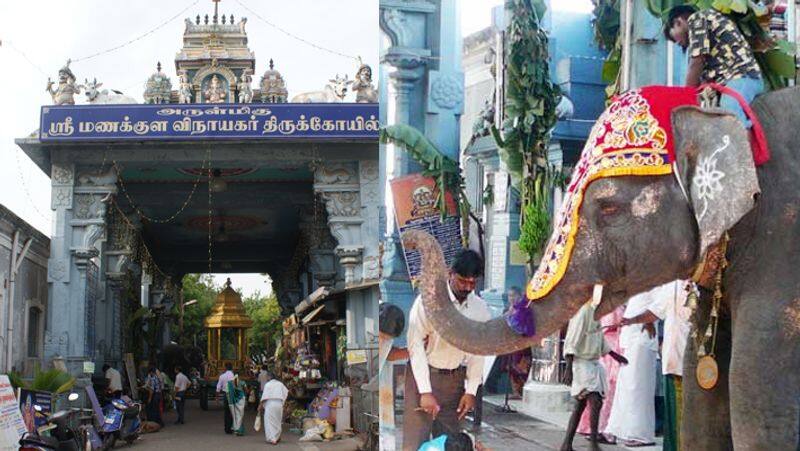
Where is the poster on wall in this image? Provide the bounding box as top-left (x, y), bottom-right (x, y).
top-left (0, 375), bottom-right (26, 451)
top-left (390, 173), bottom-right (463, 280)
top-left (17, 389), bottom-right (52, 433)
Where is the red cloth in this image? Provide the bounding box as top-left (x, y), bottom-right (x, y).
top-left (699, 82), bottom-right (770, 165)
top-left (628, 86), bottom-right (700, 162)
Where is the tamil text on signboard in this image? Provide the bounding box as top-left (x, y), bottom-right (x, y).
top-left (40, 103), bottom-right (379, 141)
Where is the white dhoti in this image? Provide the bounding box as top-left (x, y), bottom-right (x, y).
top-left (260, 379), bottom-right (289, 444)
top-left (263, 399), bottom-right (284, 443)
top-left (571, 357), bottom-right (608, 398)
top-left (604, 292), bottom-right (659, 443)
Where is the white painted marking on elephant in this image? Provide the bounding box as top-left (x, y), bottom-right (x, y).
top-left (593, 182), bottom-right (618, 200)
top-left (782, 298), bottom-right (800, 338)
top-left (694, 135), bottom-right (730, 220)
top-left (631, 183), bottom-right (664, 218)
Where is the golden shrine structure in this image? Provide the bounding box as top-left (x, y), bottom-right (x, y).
top-left (200, 278), bottom-right (253, 410)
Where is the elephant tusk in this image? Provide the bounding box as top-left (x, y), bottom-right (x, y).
top-left (591, 284), bottom-right (604, 307)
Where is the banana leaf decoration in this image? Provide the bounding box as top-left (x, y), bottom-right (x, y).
top-left (8, 367), bottom-right (76, 394)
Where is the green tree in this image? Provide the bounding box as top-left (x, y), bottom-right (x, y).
top-left (171, 274), bottom-right (218, 350)
top-left (243, 291), bottom-right (283, 363)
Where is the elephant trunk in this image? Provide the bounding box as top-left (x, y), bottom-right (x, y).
top-left (402, 230), bottom-right (581, 356)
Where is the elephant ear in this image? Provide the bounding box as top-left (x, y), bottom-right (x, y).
top-left (672, 106), bottom-right (760, 257)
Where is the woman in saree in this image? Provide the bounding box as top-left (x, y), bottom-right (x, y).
top-left (226, 375), bottom-right (247, 436)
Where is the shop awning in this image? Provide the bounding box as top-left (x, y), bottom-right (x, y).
top-left (301, 304), bottom-right (326, 325)
top-left (294, 286), bottom-right (331, 315)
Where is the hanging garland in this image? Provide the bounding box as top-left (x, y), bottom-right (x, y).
top-left (492, 0), bottom-right (562, 260)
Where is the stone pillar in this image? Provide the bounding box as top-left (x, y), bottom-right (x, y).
top-left (471, 150), bottom-right (526, 316)
top-left (45, 162), bottom-right (116, 375)
top-left (426, 0), bottom-right (465, 159)
top-left (358, 160), bottom-right (381, 284)
top-left (379, 0), bottom-right (438, 332)
top-left (313, 162), bottom-right (364, 287)
top-left (104, 200), bottom-right (135, 367)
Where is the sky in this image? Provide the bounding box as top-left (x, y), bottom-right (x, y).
top-left (461, 0), bottom-right (594, 36)
top-left (0, 0), bottom-right (378, 297)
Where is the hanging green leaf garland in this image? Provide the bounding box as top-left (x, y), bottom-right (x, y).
top-left (492, 0), bottom-right (562, 260)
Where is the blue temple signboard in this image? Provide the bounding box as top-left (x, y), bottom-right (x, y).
top-left (40, 103), bottom-right (379, 141)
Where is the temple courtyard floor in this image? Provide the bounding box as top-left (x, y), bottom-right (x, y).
top-left (390, 395), bottom-right (661, 451)
top-left (131, 400), bottom-right (361, 451)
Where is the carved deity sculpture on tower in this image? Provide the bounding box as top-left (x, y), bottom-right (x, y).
top-left (237, 69), bottom-right (254, 103)
top-left (178, 70), bottom-right (193, 104)
top-left (204, 74), bottom-right (227, 103)
top-left (46, 60), bottom-right (81, 105)
top-left (352, 60), bottom-right (378, 103)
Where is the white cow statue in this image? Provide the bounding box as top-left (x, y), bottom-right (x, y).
top-left (84, 78), bottom-right (138, 104)
top-left (290, 74), bottom-right (352, 103)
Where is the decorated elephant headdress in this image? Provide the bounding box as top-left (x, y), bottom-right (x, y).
top-left (526, 85), bottom-right (761, 303)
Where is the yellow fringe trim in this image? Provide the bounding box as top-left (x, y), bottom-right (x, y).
top-left (526, 164), bottom-right (673, 301)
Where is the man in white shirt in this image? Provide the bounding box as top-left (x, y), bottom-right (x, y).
top-left (173, 366), bottom-right (190, 425)
top-left (103, 364), bottom-right (123, 398)
top-left (216, 363), bottom-right (235, 434)
top-left (617, 280), bottom-right (692, 451)
top-left (403, 249), bottom-right (491, 450)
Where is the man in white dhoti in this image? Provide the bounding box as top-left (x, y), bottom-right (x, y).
top-left (605, 287), bottom-right (661, 446)
top-left (616, 280), bottom-right (692, 451)
top-left (561, 302), bottom-right (628, 451)
top-left (258, 370), bottom-right (289, 444)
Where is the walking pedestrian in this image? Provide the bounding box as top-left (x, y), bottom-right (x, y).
top-left (226, 373), bottom-right (247, 436)
top-left (576, 305), bottom-right (625, 442)
top-left (560, 302), bottom-right (628, 451)
top-left (258, 369), bottom-right (289, 444)
top-left (144, 367), bottom-right (164, 427)
top-left (216, 362), bottom-right (236, 434)
top-left (173, 366), bottom-right (190, 425)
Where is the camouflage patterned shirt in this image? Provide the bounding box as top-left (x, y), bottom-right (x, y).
top-left (688, 9), bottom-right (761, 84)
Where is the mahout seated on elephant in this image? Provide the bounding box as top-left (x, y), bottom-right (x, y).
top-left (403, 84), bottom-right (800, 450)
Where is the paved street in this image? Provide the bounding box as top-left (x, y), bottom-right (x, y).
top-left (472, 402), bottom-right (626, 451)
top-left (129, 399), bottom-right (361, 451)
top-left (394, 397), bottom-right (659, 451)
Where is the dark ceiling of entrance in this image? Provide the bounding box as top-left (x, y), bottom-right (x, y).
top-left (115, 163), bottom-right (314, 276)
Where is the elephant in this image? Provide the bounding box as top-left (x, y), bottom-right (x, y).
top-left (402, 86), bottom-right (800, 450)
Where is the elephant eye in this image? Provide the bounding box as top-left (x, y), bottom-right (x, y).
top-left (600, 203), bottom-right (620, 216)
